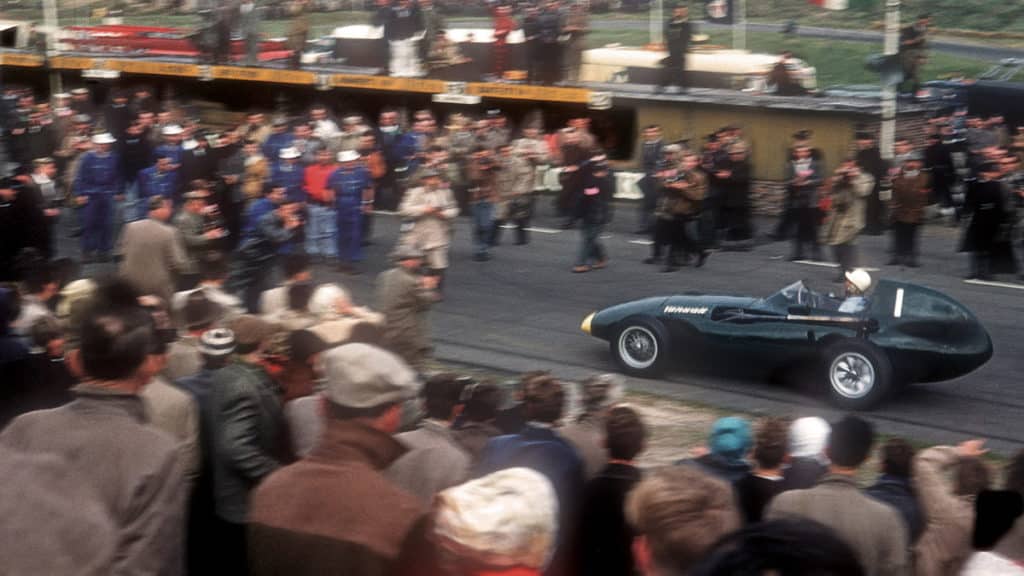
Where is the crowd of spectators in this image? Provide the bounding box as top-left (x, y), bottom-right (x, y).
top-left (2, 267), bottom-right (1024, 576)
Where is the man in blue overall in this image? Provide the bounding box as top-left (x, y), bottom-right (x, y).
top-left (329, 150), bottom-right (374, 274)
top-left (271, 147), bottom-right (306, 204)
top-left (136, 155), bottom-right (177, 220)
top-left (74, 133), bottom-right (122, 263)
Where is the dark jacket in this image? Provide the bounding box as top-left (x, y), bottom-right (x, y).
top-left (478, 424), bottom-right (585, 538)
top-left (120, 131), bottom-right (154, 182)
top-left (383, 5), bottom-right (424, 41)
top-left (867, 474), bottom-right (925, 544)
top-left (783, 456), bottom-right (829, 491)
top-left (735, 473), bottom-right (786, 524)
top-left (452, 420), bottom-right (502, 464)
top-left (664, 18), bottom-right (691, 58)
top-left (210, 359), bottom-right (286, 524)
top-left (962, 178), bottom-right (1005, 253)
top-left (577, 463), bottom-right (643, 576)
top-left (720, 158), bottom-right (752, 208)
top-left (680, 452), bottom-right (751, 485)
top-left (248, 419), bottom-right (426, 576)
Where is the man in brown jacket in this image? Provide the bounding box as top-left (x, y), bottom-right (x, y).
top-left (248, 343), bottom-right (426, 576)
top-left (890, 153), bottom-right (931, 267)
top-left (661, 152), bottom-right (709, 271)
top-left (767, 415), bottom-right (909, 576)
top-left (117, 196), bottom-right (187, 303)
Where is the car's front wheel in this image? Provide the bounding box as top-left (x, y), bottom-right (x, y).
top-left (612, 318), bottom-right (669, 377)
top-left (821, 339), bottom-right (893, 410)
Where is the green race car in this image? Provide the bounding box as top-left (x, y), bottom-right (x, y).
top-left (581, 279), bottom-right (993, 410)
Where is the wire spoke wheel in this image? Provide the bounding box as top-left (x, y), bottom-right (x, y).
top-left (618, 326), bottom-right (658, 370)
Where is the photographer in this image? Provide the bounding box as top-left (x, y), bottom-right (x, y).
top-left (823, 157), bottom-right (874, 279)
top-left (375, 245), bottom-right (439, 370)
top-left (650, 151), bottom-right (707, 272)
top-left (469, 147), bottom-right (500, 262)
top-left (398, 169), bottom-right (458, 292)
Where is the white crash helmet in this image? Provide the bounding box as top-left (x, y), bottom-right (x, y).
top-left (845, 269), bottom-right (872, 294)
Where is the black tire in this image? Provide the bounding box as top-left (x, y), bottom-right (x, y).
top-left (611, 317), bottom-right (670, 378)
top-left (820, 339), bottom-right (893, 410)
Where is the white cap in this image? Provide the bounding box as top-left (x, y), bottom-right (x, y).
top-left (845, 268), bottom-right (872, 294)
top-left (91, 133), bottom-right (116, 145)
top-left (433, 468), bottom-right (558, 570)
top-left (279, 146), bottom-right (301, 160)
top-left (337, 150), bottom-right (360, 163)
top-left (789, 417), bottom-right (831, 459)
top-left (53, 92), bottom-right (72, 99)
top-left (161, 124), bottom-right (184, 136)
top-left (182, 139), bottom-right (198, 151)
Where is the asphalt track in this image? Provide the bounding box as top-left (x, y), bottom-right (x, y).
top-left (70, 198), bottom-right (1024, 453)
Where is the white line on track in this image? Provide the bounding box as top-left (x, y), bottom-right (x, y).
top-left (498, 224), bottom-right (562, 234)
top-left (628, 239), bottom-right (654, 246)
top-left (793, 260), bottom-right (879, 272)
top-left (964, 279), bottom-right (1024, 291)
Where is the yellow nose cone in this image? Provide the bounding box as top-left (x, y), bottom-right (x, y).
top-left (581, 312), bottom-right (595, 335)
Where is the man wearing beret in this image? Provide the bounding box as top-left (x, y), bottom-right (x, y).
top-left (248, 343), bottom-right (426, 576)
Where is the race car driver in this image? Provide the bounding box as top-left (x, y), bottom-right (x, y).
top-left (839, 268), bottom-right (872, 314)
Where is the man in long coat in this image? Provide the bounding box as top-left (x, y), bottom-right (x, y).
top-left (375, 246), bottom-right (438, 370)
top-left (823, 157), bottom-right (874, 278)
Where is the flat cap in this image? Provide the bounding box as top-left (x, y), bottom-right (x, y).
top-left (228, 315), bottom-right (275, 348)
top-left (321, 343), bottom-right (419, 409)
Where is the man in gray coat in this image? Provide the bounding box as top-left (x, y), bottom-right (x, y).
top-left (0, 280), bottom-right (186, 576)
top-left (387, 373), bottom-right (471, 503)
top-left (375, 245), bottom-right (438, 370)
top-left (767, 415), bottom-right (909, 576)
top-left (117, 196), bottom-right (186, 303)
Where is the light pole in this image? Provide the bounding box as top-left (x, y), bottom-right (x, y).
top-left (649, 0), bottom-right (663, 46)
top-left (733, 0), bottom-right (747, 50)
top-left (880, 0), bottom-right (901, 163)
top-left (42, 0), bottom-right (62, 93)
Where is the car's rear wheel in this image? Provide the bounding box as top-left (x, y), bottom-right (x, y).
top-left (821, 339), bottom-right (893, 410)
top-left (612, 318), bottom-right (669, 377)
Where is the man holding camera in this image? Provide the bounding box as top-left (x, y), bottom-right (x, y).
top-left (375, 245), bottom-right (439, 370)
top-left (823, 157), bottom-right (874, 280)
